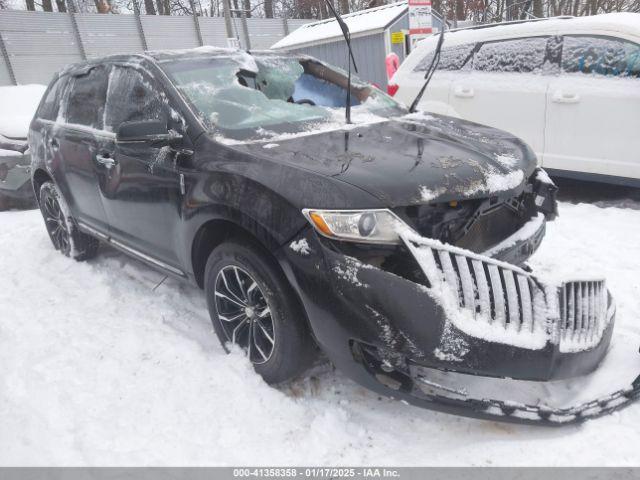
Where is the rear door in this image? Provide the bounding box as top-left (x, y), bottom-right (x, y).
top-left (543, 35), bottom-right (640, 180)
top-left (98, 65), bottom-right (189, 270)
top-left (449, 36), bottom-right (557, 160)
top-left (56, 66), bottom-right (112, 232)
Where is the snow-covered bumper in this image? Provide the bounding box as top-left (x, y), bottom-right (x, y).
top-left (280, 226), bottom-right (636, 424)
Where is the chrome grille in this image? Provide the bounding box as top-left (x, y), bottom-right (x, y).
top-left (558, 280), bottom-right (608, 350)
top-left (401, 230), bottom-right (612, 351)
top-left (401, 231), bottom-right (549, 347)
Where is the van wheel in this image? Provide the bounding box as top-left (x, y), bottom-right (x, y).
top-left (205, 241), bottom-right (317, 384)
top-left (39, 181), bottom-right (99, 261)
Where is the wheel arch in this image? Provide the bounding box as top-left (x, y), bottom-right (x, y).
top-left (191, 216), bottom-right (283, 289)
top-left (31, 168), bottom-right (53, 204)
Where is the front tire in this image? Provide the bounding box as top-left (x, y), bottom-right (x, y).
top-left (205, 241), bottom-right (317, 384)
top-left (38, 181), bottom-right (99, 261)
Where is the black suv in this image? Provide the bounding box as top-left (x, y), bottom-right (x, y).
top-left (30, 47), bottom-right (621, 424)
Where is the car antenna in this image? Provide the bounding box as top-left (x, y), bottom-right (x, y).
top-left (323, 0), bottom-right (358, 124)
top-left (409, 29), bottom-right (445, 113)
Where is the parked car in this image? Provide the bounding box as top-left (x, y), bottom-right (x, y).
top-left (0, 84), bottom-right (47, 210)
top-left (0, 135), bottom-right (34, 210)
top-left (390, 13), bottom-right (640, 185)
top-left (30, 48), bottom-right (632, 424)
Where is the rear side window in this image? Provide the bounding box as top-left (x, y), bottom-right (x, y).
top-left (37, 76), bottom-right (67, 121)
top-left (65, 66), bottom-right (110, 129)
top-left (414, 43), bottom-right (476, 72)
top-left (562, 35), bottom-right (640, 78)
top-left (104, 66), bottom-right (170, 132)
top-left (473, 37), bottom-right (550, 73)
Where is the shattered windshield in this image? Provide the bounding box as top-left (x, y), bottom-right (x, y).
top-left (159, 51), bottom-right (406, 142)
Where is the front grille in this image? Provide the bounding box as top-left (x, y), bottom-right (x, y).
top-left (401, 231), bottom-right (612, 351)
top-left (402, 231), bottom-right (548, 349)
top-left (558, 280), bottom-right (609, 352)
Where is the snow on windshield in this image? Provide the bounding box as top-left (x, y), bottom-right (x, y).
top-left (161, 53), bottom-right (405, 143)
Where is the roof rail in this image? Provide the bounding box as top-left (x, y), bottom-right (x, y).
top-left (448, 15), bottom-right (574, 33)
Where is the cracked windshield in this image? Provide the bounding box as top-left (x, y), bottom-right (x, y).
top-left (160, 52), bottom-right (406, 141)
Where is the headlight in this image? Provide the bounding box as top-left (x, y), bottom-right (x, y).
top-left (302, 209), bottom-right (409, 244)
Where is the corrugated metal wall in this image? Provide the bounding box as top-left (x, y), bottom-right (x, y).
top-left (0, 11), bottom-right (81, 85)
top-left (284, 33), bottom-right (389, 88)
top-left (75, 13), bottom-right (145, 57)
top-left (0, 12), bottom-right (313, 86)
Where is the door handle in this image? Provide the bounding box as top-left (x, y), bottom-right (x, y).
top-left (552, 91), bottom-right (580, 104)
top-left (96, 153), bottom-right (117, 168)
top-left (453, 86), bottom-right (475, 98)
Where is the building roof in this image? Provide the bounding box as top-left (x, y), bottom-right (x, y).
top-left (271, 1), bottom-right (407, 50)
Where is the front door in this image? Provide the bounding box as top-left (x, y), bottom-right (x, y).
top-left (98, 65), bottom-right (190, 270)
top-left (448, 36), bottom-right (555, 160)
top-left (543, 35), bottom-right (640, 180)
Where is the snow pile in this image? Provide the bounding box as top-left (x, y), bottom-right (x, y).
top-left (0, 84), bottom-right (46, 138)
top-left (1, 200), bottom-right (640, 465)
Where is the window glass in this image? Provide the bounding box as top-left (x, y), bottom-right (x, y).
top-left (562, 35), bottom-right (640, 78)
top-left (473, 37), bottom-right (549, 73)
top-left (160, 52), bottom-right (405, 142)
top-left (66, 66), bottom-right (109, 129)
top-left (37, 76), bottom-right (67, 121)
top-left (104, 66), bottom-right (170, 132)
top-left (414, 43), bottom-right (476, 72)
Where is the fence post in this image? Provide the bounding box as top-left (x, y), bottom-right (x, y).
top-left (189, 0), bottom-right (204, 46)
top-left (222, 0), bottom-right (233, 40)
top-left (132, 0), bottom-right (148, 51)
top-left (282, 17), bottom-right (289, 36)
top-left (0, 32), bottom-right (17, 85)
top-left (240, 10), bottom-right (250, 50)
top-left (66, 1), bottom-right (87, 60)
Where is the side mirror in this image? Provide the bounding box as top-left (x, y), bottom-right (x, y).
top-left (116, 120), bottom-right (182, 146)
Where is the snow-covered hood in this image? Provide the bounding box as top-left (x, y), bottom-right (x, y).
top-left (238, 113), bottom-right (538, 207)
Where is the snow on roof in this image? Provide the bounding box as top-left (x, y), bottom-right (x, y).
top-left (271, 1), bottom-right (407, 50)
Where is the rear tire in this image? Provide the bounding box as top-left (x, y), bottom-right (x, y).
top-left (204, 240), bottom-right (317, 384)
top-left (39, 181), bottom-right (99, 261)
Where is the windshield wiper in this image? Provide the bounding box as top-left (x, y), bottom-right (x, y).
top-left (323, 0), bottom-right (358, 124)
top-left (409, 30), bottom-right (445, 113)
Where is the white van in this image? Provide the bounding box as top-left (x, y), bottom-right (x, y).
top-left (391, 13), bottom-right (640, 185)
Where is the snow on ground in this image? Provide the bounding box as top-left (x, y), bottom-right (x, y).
top-left (1, 197), bottom-right (640, 466)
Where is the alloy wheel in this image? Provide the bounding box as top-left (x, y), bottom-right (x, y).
top-left (214, 265), bottom-right (276, 365)
top-left (42, 192), bottom-right (70, 253)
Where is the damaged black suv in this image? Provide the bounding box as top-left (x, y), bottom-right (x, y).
top-left (31, 47), bottom-right (629, 425)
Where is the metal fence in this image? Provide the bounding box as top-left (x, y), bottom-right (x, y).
top-left (0, 11), bottom-right (312, 86)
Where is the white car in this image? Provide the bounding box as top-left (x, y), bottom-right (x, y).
top-left (390, 13), bottom-right (640, 185)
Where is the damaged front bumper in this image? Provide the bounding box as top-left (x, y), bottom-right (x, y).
top-left (281, 225), bottom-right (639, 425)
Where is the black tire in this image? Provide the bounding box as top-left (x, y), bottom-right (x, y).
top-left (205, 240), bottom-right (317, 384)
top-left (39, 181), bottom-right (99, 261)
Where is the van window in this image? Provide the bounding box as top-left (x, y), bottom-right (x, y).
top-left (104, 66), bottom-right (170, 132)
top-left (37, 76), bottom-right (67, 121)
top-left (414, 43), bottom-right (475, 72)
top-left (65, 66), bottom-right (110, 129)
top-left (473, 37), bottom-right (550, 73)
top-left (562, 36), bottom-right (640, 78)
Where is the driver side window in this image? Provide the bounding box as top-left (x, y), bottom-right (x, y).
top-left (104, 66), bottom-right (173, 133)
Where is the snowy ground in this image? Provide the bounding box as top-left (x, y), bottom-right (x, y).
top-left (1, 185), bottom-right (640, 466)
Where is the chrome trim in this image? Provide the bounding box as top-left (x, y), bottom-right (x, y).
top-left (110, 239), bottom-right (185, 276)
top-left (77, 221), bottom-right (185, 277)
top-left (77, 221), bottom-right (109, 240)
